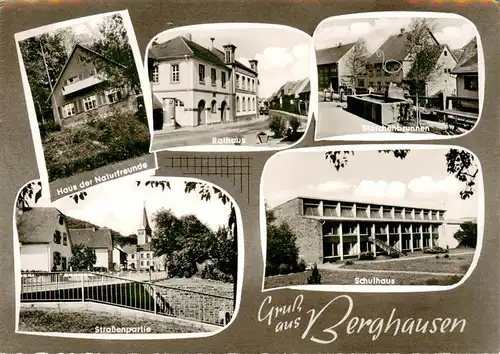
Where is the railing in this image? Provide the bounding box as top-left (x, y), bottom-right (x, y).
top-left (368, 236), bottom-right (402, 256)
top-left (20, 271), bottom-right (234, 326)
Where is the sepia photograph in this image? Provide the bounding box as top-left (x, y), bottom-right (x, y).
top-left (314, 12), bottom-right (483, 139)
top-left (262, 146), bottom-right (482, 289)
top-left (15, 177), bottom-right (241, 337)
top-left (15, 11), bottom-right (157, 202)
top-left (146, 23), bottom-right (312, 151)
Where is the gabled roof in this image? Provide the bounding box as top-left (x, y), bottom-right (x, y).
top-left (46, 43), bottom-right (127, 103)
top-left (367, 28), bottom-right (439, 64)
top-left (452, 38), bottom-right (478, 75)
top-left (149, 36), bottom-right (230, 70)
top-left (70, 228), bottom-right (112, 249)
top-left (293, 78), bottom-right (310, 95)
top-left (17, 207), bottom-right (65, 244)
top-left (406, 44), bottom-right (448, 80)
top-left (122, 244), bottom-right (137, 254)
top-left (316, 42), bottom-right (356, 66)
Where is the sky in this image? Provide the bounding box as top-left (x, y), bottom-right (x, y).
top-left (35, 175), bottom-right (232, 236)
top-left (314, 16), bottom-right (478, 54)
top-left (263, 148), bottom-right (481, 223)
top-left (154, 26), bottom-right (312, 99)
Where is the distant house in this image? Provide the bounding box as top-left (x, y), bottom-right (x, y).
top-left (123, 205), bottom-right (166, 271)
top-left (148, 34), bottom-right (259, 129)
top-left (366, 28), bottom-right (457, 97)
top-left (451, 38), bottom-right (479, 112)
top-left (47, 44), bottom-right (137, 127)
top-left (17, 207), bottom-right (72, 271)
top-left (70, 227), bottom-right (114, 270)
top-left (316, 42), bottom-right (356, 92)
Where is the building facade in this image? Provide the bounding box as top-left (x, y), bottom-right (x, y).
top-left (451, 38), bottom-right (479, 112)
top-left (17, 207), bottom-right (73, 271)
top-left (271, 197), bottom-right (446, 264)
top-left (124, 205), bottom-right (165, 271)
top-left (316, 42), bottom-right (356, 92)
top-left (365, 28), bottom-right (457, 97)
top-left (70, 227), bottom-right (114, 271)
top-left (149, 35), bottom-right (259, 129)
top-left (49, 44), bottom-right (137, 127)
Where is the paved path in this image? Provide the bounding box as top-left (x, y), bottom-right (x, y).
top-left (150, 114), bottom-right (288, 150)
top-left (316, 102), bottom-right (380, 139)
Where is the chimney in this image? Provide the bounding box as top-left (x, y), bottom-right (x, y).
top-left (249, 59), bottom-right (258, 73)
top-left (222, 43), bottom-right (236, 64)
top-left (210, 37), bottom-right (215, 50)
top-left (184, 33), bottom-right (192, 41)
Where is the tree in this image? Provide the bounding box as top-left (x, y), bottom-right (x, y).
top-left (325, 149), bottom-right (478, 200)
top-left (453, 221), bottom-right (477, 248)
top-left (404, 18), bottom-right (443, 126)
top-left (81, 14), bottom-right (141, 97)
top-left (16, 181), bottom-right (42, 213)
top-left (307, 263), bottom-right (322, 284)
top-left (342, 38), bottom-right (369, 94)
top-left (69, 244), bottom-right (96, 270)
top-left (18, 31), bottom-right (70, 123)
top-left (266, 205), bottom-right (301, 276)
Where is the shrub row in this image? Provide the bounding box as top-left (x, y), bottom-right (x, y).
top-left (266, 258), bottom-right (307, 277)
top-left (423, 246), bottom-right (449, 254)
top-left (268, 115), bottom-right (302, 139)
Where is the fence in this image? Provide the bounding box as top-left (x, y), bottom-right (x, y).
top-left (20, 271), bottom-right (234, 326)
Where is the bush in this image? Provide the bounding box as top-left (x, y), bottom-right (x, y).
top-left (307, 263), bottom-right (322, 284)
top-left (297, 258), bottom-right (307, 272)
top-left (344, 260), bottom-right (354, 266)
top-left (444, 254), bottom-right (450, 259)
top-left (359, 251), bottom-right (375, 261)
top-left (436, 255), bottom-right (440, 259)
top-left (199, 264), bottom-right (232, 283)
top-left (389, 251), bottom-right (400, 258)
top-left (39, 121), bottom-right (61, 139)
top-left (288, 116), bottom-right (301, 133)
top-left (266, 222), bottom-right (300, 276)
top-left (166, 251), bottom-right (197, 278)
top-left (269, 116), bottom-right (287, 138)
top-left (278, 263), bottom-right (290, 275)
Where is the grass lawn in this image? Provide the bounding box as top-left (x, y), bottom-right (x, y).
top-left (19, 308), bottom-right (203, 333)
top-left (341, 254), bottom-right (474, 274)
top-left (264, 270), bottom-right (464, 288)
top-left (42, 112), bottom-right (150, 181)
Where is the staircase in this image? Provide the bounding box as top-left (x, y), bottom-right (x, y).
top-left (368, 236), bottom-right (403, 256)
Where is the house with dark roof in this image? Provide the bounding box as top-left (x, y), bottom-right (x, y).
top-left (17, 207), bottom-right (72, 271)
top-left (148, 34), bottom-right (259, 129)
top-left (366, 28), bottom-right (457, 97)
top-left (48, 44), bottom-right (137, 127)
top-left (316, 42), bottom-right (356, 92)
top-left (451, 38), bottom-right (479, 112)
top-left (70, 227), bottom-right (114, 270)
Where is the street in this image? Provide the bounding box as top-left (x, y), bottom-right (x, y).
top-left (150, 114), bottom-right (288, 150)
top-left (316, 101), bottom-right (380, 139)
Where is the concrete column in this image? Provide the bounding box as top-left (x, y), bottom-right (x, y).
top-left (410, 224), bottom-right (414, 252)
top-left (385, 224), bottom-right (390, 247)
top-left (398, 223), bottom-right (402, 251)
top-left (339, 222), bottom-right (344, 260)
top-left (356, 222), bottom-right (361, 255)
top-left (429, 226), bottom-right (433, 248)
top-left (371, 223), bottom-right (376, 254)
top-left (420, 225), bottom-right (424, 249)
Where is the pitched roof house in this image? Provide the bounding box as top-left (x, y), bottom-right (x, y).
top-left (366, 28), bottom-right (457, 96)
top-left (451, 38), bottom-right (479, 110)
top-left (70, 227), bottom-right (114, 270)
top-left (316, 42), bottom-right (356, 91)
top-left (17, 207), bottom-right (72, 271)
top-left (48, 44), bottom-right (136, 127)
top-left (148, 34), bottom-right (259, 129)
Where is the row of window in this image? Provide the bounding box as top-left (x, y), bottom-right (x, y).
top-left (235, 73), bottom-right (256, 92)
top-left (236, 96), bottom-right (257, 113)
top-left (323, 222), bottom-right (439, 236)
top-left (130, 260), bottom-right (152, 266)
top-left (64, 68), bottom-right (98, 87)
top-left (53, 230), bottom-right (68, 246)
top-left (129, 252), bottom-right (152, 259)
top-left (61, 89), bottom-right (123, 118)
top-left (152, 64), bottom-right (229, 89)
top-left (304, 202), bottom-right (444, 220)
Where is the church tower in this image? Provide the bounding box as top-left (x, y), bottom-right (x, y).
top-left (137, 202), bottom-right (152, 245)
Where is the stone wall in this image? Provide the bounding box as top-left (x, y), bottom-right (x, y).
top-left (154, 278), bottom-right (234, 325)
top-left (271, 198), bottom-right (323, 264)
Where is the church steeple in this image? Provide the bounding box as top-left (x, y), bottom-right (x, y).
top-left (137, 201), bottom-right (152, 245)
